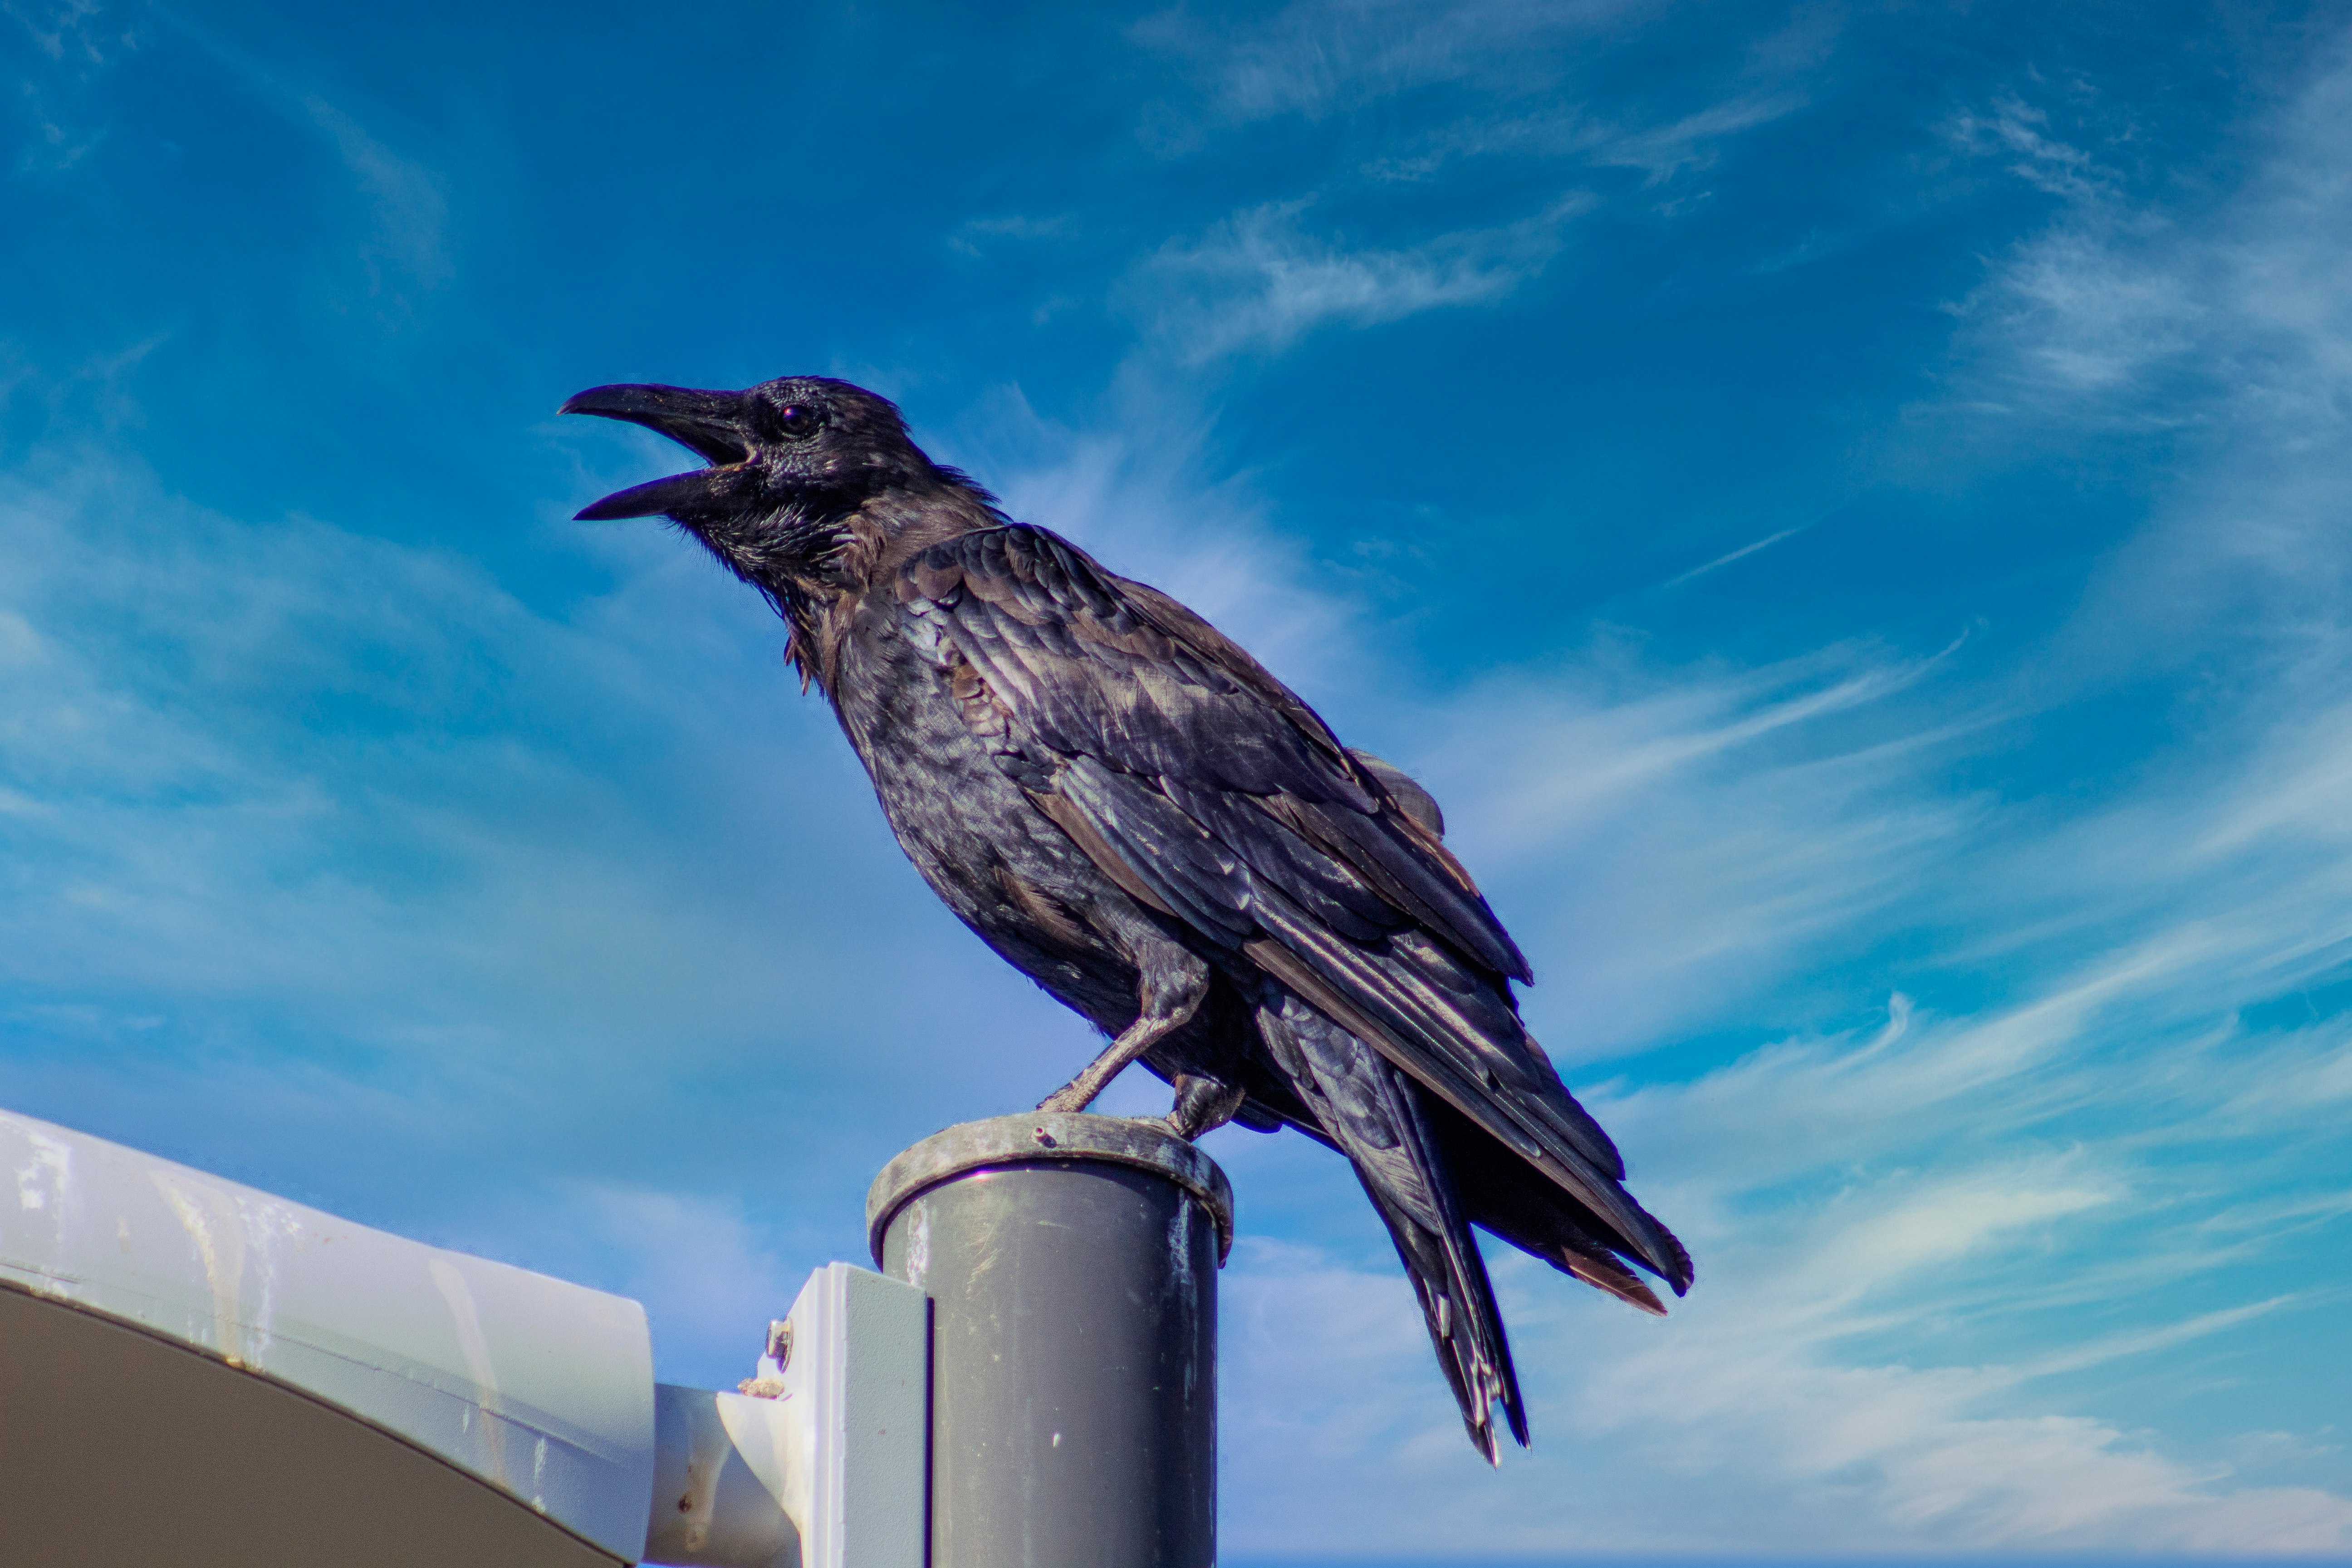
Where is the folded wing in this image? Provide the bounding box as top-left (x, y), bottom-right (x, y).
top-left (895, 524), bottom-right (1691, 1294)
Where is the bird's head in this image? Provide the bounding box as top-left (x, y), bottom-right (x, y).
top-left (561, 375), bottom-right (941, 588)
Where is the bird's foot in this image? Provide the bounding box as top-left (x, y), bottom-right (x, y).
top-left (1162, 1074), bottom-right (1247, 1142)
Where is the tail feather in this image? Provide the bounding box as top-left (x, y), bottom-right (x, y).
top-left (1256, 989), bottom-right (1526, 1458)
top-left (1245, 916), bottom-right (1681, 1282)
top-left (1558, 1240), bottom-right (1667, 1316)
top-left (1433, 1092), bottom-right (1695, 1298)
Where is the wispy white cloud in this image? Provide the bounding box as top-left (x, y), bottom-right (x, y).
top-left (1592, 90), bottom-right (1808, 184)
top-left (158, 15), bottom-right (453, 301)
top-left (6, 0), bottom-right (136, 171)
top-left (1220, 950), bottom-right (2352, 1552)
top-left (1947, 93), bottom-right (2120, 203)
top-left (1126, 194), bottom-right (1588, 360)
top-left (1537, 977), bottom-right (2352, 1550)
top-left (1119, 2), bottom-right (1807, 372)
top-left (937, 376), bottom-right (1357, 690)
top-left (1130, 0), bottom-right (1812, 208)
top-left (0, 442), bottom-right (1098, 1249)
top-left (10, 9), bottom-right (447, 288)
top-left (1199, 43), bottom-right (2352, 1519)
top-left (1654, 513), bottom-right (1824, 589)
top-left (299, 92), bottom-right (452, 294)
top-left (946, 212), bottom-right (1076, 260)
top-left (1356, 90), bottom-right (1804, 187)
top-left (1133, 0), bottom-right (1637, 128)
top-left (1223, 1254), bottom-right (2352, 1555)
top-left (1373, 640), bottom-right (1980, 1054)
top-left (1937, 37), bottom-right (2352, 701)
top-left (1944, 60), bottom-right (2352, 420)
top-left (8, 0), bottom-right (108, 63)
top-left (1972, 221), bottom-right (2204, 397)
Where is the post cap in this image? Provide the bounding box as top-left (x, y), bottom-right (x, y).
top-left (867, 1112), bottom-right (1235, 1266)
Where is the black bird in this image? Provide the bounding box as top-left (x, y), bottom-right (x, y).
top-left (562, 375), bottom-right (1692, 1459)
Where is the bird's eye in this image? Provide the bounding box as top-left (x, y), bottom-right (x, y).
top-left (776, 404), bottom-right (823, 440)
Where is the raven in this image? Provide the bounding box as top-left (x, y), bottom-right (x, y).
top-left (563, 375), bottom-right (1691, 1459)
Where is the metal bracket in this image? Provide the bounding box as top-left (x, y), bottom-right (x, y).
top-left (645, 1264), bottom-right (928, 1568)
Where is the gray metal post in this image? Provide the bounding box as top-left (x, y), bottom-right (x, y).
top-left (867, 1112), bottom-right (1231, 1568)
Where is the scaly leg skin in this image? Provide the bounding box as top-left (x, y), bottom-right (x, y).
top-left (1038, 1012), bottom-right (1186, 1112)
top-left (1164, 1074), bottom-right (1247, 1141)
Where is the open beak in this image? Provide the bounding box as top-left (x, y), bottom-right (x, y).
top-left (560, 383), bottom-right (756, 520)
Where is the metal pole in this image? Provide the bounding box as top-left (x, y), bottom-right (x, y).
top-left (867, 1112), bottom-right (1231, 1568)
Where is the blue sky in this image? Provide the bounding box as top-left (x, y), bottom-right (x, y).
top-left (7, 0), bottom-right (2352, 1554)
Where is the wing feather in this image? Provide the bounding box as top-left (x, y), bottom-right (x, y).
top-left (897, 524), bottom-right (1688, 1289)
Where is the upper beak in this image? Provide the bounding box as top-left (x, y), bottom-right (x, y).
top-left (560, 382), bottom-right (756, 520)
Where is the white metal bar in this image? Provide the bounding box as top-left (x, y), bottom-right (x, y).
top-left (0, 1106), bottom-right (657, 1562)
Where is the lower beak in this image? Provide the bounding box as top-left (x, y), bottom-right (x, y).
top-left (561, 382), bottom-right (756, 520)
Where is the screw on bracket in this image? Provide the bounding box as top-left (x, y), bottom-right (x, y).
top-left (736, 1316), bottom-right (794, 1398)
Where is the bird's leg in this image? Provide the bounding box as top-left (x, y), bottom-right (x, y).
top-left (1037, 1010), bottom-right (1189, 1113)
top-left (1039, 957), bottom-right (1207, 1114)
top-left (1164, 1074), bottom-right (1248, 1142)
